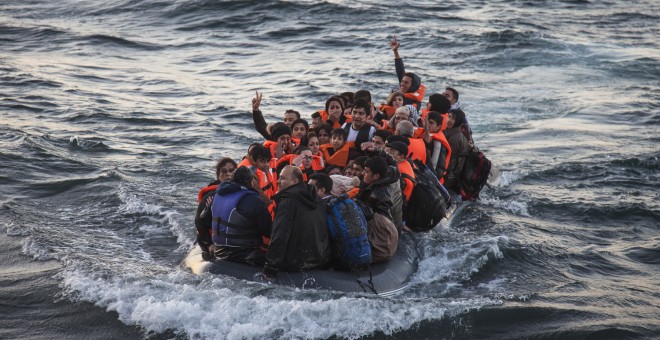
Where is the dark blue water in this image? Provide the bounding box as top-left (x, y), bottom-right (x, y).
top-left (1, 1), bottom-right (658, 339)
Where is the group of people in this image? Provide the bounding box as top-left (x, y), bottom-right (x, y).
top-left (194, 37), bottom-right (477, 279)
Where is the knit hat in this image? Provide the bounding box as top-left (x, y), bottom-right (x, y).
top-left (270, 122), bottom-right (291, 141)
top-left (387, 141), bottom-right (408, 158)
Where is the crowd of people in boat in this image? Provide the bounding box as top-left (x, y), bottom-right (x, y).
top-left (194, 37), bottom-right (483, 280)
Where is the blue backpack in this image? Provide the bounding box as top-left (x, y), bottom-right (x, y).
top-left (326, 195), bottom-right (372, 269)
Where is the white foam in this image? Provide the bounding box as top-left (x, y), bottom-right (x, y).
top-left (58, 261), bottom-right (503, 340)
top-left (480, 196), bottom-right (531, 217)
top-left (497, 169), bottom-right (529, 187)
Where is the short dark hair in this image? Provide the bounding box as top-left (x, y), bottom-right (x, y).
top-left (249, 144), bottom-right (271, 162)
top-left (330, 128), bottom-right (347, 140)
top-left (215, 157), bottom-right (238, 179)
top-left (291, 118), bottom-right (309, 131)
top-left (445, 87), bottom-right (459, 101)
top-left (427, 111), bottom-right (444, 126)
top-left (364, 156), bottom-right (388, 177)
top-left (352, 98), bottom-right (370, 115)
top-left (285, 109), bottom-right (300, 119)
top-left (339, 92), bottom-right (354, 107)
top-left (324, 165), bottom-right (342, 175)
top-left (353, 90), bottom-right (371, 103)
top-left (309, 173), bottom-right (333, 194)
top-left (353, 156), bottom-right (368, 168)
top-left (311, 111), bottom-right (321, 119)
top-left (315, 123), bottom-right (333, 136)
top-left (294, 146), bottom-right (311, 154)
top-left (373, 129), bottom-right (392, 142)
top-left (429, 93), bottom-right (451, 113)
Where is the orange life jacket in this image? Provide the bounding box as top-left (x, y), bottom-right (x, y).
top-left (430, 130), bottom-right (452, 183)
top-left (197, 184), bottom-right (218, 203)
top-left (319, 142), bottom-right (355, 168)
top-left (398, 159), bottom-right (416, 202)
top-left (378, 105), bottom-right (397, 119)
top-left (420, 110), bottom-right (448, 131)
top-left (407, 137), bottom-right (427, 164)
top-left (404, 83), bottom-right (426, 109)
top-left (346, 186), bottom-right (360, 199)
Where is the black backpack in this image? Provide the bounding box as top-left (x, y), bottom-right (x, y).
top-left (458, 146), bottom-right (492, 201)
top-left (400, 159), bottom-right (448, 232)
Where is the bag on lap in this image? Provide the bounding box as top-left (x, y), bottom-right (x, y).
top-left (458, 146), bottom-right (492, 201)
top-left (400, 159), bottom-right (448, 232)
top-left (326, 195), bottom-right (372, 268)
top-left (367, 213), bottom-right (399, 263)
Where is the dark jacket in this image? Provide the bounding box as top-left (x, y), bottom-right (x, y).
top-left (443, 126), bottom-right (469, 191)
top-left (252, 109), bottom-right (271, 141)
top-left (195, 180), bottom-right (220, 253)
top-left (263, 182), bottom-right (331, 277)
top-left (212, 181), bottom-right (272, 264)
top-left (360, 151), bottom-right (404, 229)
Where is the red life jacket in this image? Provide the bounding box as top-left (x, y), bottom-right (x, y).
top-left (378, 105), bottom-right (397, 120)
top-left (398, 159), bottom-right (416, 202)
top-left (404, 83), bottom-right (426, 109)
top-left (197, 184), bottom-right (218, 203)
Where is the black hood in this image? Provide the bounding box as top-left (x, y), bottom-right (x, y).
top-left (408, 73), bottom-right (422, 93)
top-left (360, 165), bottom-right (401, 191)
top-left (273, 182), bottom-right (318, 209)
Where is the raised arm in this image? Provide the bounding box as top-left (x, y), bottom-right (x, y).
top-left (251, 91), bottom-right (271, 140)
top-left (390, 36), bottom-right (405, 81)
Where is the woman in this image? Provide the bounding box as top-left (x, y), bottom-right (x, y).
top-left (290, 118), bottom-right (309, 145)
top-left (195, 157), bottom-right (238, 256)
top-left (379, 91), bottom-right (405, 120)
top-left (314, 123), bottom-right (333, 145)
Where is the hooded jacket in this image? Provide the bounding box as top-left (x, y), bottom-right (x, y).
top-left (395, 58), bottom-right (425, 108)
top-left (263, 182), bottom-right (331, 277)
top-left (443, 126), bottom-right (469, 191)
top-left (211, 181), bottom-right (272, 263)
top-left (357, 155), bottom-right (403, 230)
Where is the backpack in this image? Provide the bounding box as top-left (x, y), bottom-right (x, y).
top-left (458, 146), bottom-right (492, 201)
top-left (400, 159), bottom-right (448, 232)
top-left (326, 195), bottom-right (372, 268)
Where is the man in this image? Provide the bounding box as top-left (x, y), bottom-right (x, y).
top-left (210, 167), bottom-right (272, 265)
top-left (308, 172), bottom-right (333, 201)
top-left (251, 91), bottom-right (300, 140)
top-left (389, 36), bottom-right (425, 109)
top-left (385, 141), bottom-right (415, 203)
top-left (426, 111), bottom-right (452, 183)
top-left (342, 98), bottom-right (376, 150)
top-left (237, 144), bottom-right (276, 202)
top-left (262, 166), bottom-right (331, 278)
top-left (443, 87), bottom-right (461, 110)
top-left (443, 109), bottom-right (469, 191)
top-left (395, 120), bottom-right (427, 163)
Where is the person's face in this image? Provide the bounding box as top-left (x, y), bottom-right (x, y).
top-left (428, 119), bottom-right (441, 133)
top-left (283, 112), bottom-right (297, 126)
top-left (277, 134), bottom-right (291, 150)
top-left (308, 179), bottom-right (325, 197)
top-left (446, 112), bottom-right (456, 129)
top-left (394, 112), bottom-right (409, 125)
top-left (277, 168), bottom-right (297, 191)
top-left (372, 136), bottom-right (385, 149)
top-left (300, 150), bottom-right (313, 168)
top-left (255, 157), bottom-right (269, 172)
top-left (442, 89), bottom-right (456, 104)
top-left (331, 135), bottom-right (345, 151)
top-left (328, 101), bottom-right (343, 118)
top-left (317, 130), bottom-right (330, 144)
top-left (218, 163), bottom-right (236, 182)
top-left (307, 137), bottom-right (320, 155)
top-left (352, 164), bottom-right (364, 179)
top-left (343, 167), bottom-right (354, 177)
top-left (351, 107), bottom-right (367, 128)
top-left (311, 116), bottom-right (323, 129)
top-left (392, 95), bottom-right (404, 108)
top-left (400, 76), bottom-right (412, 93)
top-left (363, 167), bottom-right (379, 185)
top-left (292, 123), bottom-right (306, 139)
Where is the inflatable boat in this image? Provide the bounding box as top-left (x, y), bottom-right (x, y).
top-left (182, 169), bottom-right (500, 296)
